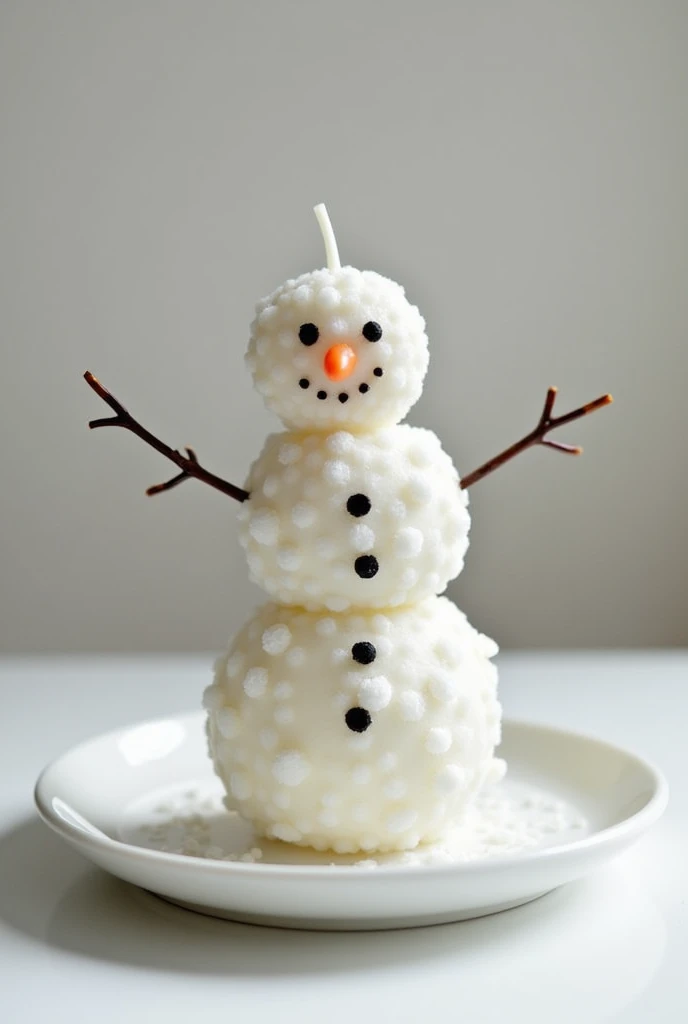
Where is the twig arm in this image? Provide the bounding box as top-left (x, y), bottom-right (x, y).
top-left (459, 386), bottom-right (612, 490)
top-left (84, 371), bottom-right (250, 502)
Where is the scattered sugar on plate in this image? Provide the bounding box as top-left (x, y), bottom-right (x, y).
top-left (121, 777), bottom-right (587, 869)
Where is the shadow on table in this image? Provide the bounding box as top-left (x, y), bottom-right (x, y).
top-left (0, 816), bottom-right (667, 1005)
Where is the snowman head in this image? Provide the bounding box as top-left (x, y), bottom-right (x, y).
top-left (246, 206), bottom-right (429, 431)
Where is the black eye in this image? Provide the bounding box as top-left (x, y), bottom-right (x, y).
top-left (345, 707), bottom-right (372, 733)
top-left (299, 323), bottom-right (319, 346)
top-left (362, 321), bottom-right (382, 342)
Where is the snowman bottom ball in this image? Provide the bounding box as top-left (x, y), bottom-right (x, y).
top-left (204, 597), bottom-right (504, 854)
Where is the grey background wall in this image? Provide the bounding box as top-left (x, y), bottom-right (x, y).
top-left (1, 1), bottom-right (686, 652)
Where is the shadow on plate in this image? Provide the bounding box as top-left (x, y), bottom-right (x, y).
top-left (0, 814), bottom-right (667, 1017)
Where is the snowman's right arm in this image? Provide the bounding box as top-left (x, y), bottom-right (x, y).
top-left (83, 372), bottom-right (250, 502)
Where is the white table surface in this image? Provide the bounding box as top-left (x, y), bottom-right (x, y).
top-left (0, 652), bottom-right (685, 1024)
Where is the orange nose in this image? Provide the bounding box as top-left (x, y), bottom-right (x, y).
top-left (324, 343), bottom-right (357, 381)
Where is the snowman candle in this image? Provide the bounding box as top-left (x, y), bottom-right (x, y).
top-left (85, 205), bottom-right (611, 853)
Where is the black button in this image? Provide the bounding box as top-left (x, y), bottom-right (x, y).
top-left (345, 707), bottom-right (372, 733)
top-left (346, 494), bottom-right (371, 517)
top-left (355, 555), bottom-right (379, 579)
top-left (352, 641), bottom-right (376, 665)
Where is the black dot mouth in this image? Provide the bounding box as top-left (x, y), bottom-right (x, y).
top-left (297, 369), bottom-right (384, 402)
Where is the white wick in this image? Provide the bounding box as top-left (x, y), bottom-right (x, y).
top-left (313, 203), bottom-right (341, 272)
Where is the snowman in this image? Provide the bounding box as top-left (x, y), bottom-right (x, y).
top-left (85, 205), bottom-right (611, 853)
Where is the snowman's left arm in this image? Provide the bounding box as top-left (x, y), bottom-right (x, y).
top-left (458, 386), bottom-right (612, 490)
top-left (84, 371), bottom-right (250, 502)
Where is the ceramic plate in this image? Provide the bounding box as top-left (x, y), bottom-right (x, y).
top-left (35, 711), bottom-right (667, 930)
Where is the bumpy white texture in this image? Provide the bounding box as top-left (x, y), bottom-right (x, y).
top-left (245, 267), bottom-right (429, 431)
top-left (237, 425), bottom-right (470, 611)
top-left (205, 597), bottom-right (502, 854)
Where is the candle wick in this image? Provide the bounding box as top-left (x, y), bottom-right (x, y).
top-left (313, 203), bottom-right (341, 272)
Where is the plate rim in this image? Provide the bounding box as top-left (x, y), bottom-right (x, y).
top-left (34, 711), bottom-right (669, 880)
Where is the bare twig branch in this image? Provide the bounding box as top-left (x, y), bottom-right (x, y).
top-left (540, 439), bottom-right (582, 455)
top-left (459, 386), bottom-right (613, 490)
top-left (146, 448), bottom-right (201, 495)
top-left (540, 385), bottom-right (558, 425)
top-left (84, 372), bottom-right (250, 503)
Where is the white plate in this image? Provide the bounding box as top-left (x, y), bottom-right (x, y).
top-left (34, 711), bottom-right (667, 930)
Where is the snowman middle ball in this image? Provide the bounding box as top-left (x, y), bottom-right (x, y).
top-left (205, 597), bottom-right (502, 854)
top-left (237, 425), bottom-right (470, 611)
